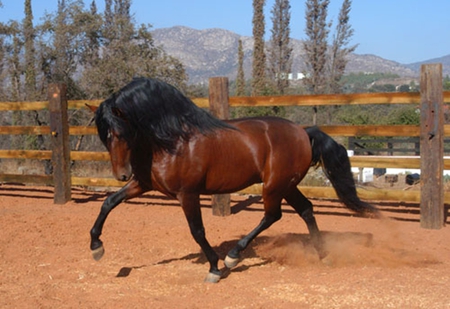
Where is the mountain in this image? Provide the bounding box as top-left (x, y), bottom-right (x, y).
top-left (152, 26), bottom-right (446, 84)
top-left (405, 55), bottom-right (450, 77)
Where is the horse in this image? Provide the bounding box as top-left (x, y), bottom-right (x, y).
top-left (88, 77), bottom-right (379, 283)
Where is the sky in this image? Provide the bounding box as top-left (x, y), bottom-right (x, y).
top-left (0, 0), bottom-right (448, 64)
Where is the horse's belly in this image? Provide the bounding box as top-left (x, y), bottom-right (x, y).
top-left (150, 150), bottom-right (261, 195)
top-left (202, 172), bottom-right (261, 194)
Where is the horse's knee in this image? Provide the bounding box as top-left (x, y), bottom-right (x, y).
top-left (266, 209), bottom-right (282, 223)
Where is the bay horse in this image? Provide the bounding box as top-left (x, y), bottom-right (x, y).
top-left (88, 77), bottom-right (379, 283)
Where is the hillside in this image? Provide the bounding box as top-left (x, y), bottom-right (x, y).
top-left (151, 26), bottom-right (447, 84)
top-left (406, 54), bottom-right (450, 76)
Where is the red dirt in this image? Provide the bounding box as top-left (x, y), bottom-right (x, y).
top-left (1, 184), bottom-right (449, 308)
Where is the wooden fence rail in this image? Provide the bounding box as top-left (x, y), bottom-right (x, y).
top-left (0, 64), bottom-right (448, 228)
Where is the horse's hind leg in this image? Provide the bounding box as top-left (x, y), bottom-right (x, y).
top-left (284, 188), bottom-right (327, 259)
top-left (178, 193), bottom-right (221, 283)
top-left (225, 194), bottom-right (282, 269)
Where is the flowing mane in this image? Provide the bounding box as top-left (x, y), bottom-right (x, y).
top-left (95, 77), bottom-right (234, 153)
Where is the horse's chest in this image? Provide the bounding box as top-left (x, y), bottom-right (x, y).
top-left (149, 153), bottom-right (206, 193)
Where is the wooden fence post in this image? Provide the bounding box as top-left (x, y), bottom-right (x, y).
top-left (49, 83), bottom-right (71, 204)
top-left (209, 77), bottom-right (231, 216)
top-left (420, 64), bottom-right (444, 229)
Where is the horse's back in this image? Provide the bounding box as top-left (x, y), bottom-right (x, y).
top-left (227, 117), bottom-right (310, 156)
top-left (231, 116), bottom-right (312, 181)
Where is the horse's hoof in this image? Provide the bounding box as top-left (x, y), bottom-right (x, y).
top-left (318, 250), bottom-right (329, 260)
top-left (321, 254), bottom-right (334, 266)
top-left (204, 272), bottom-right (221, 283)
top-left (224, 255), bottom-right (240, 269)
top-left (92, 245), bottom-right (105, 261)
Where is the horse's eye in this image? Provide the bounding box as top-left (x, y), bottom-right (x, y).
top-left (107, 131), bottom-right (112, 140)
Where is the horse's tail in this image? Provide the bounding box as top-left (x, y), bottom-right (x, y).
top-left (305, 126), bottom-right (380, 218)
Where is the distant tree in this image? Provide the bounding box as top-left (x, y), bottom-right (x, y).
top-left (398, 84), bottom-right (410, 92)
top-left (23, 0), bottom-right (48, 153)
top-left (6, 21), bottom-right (21, 101)
top-left (103, 0), bottom-right (114, 42)
top-left (0, 18), bottom-right (11, 100)
top-left (3, 21), bottom-right (22, 151)
top-left (236, 39), bottom-right (246, 96)
top-left (303, 0), bottom-right (329, 124)
top-left (0, 37), bottom-right (5, 101)
top-left (0, 2), bottom-right (4, 99)
top-left (0, 0), bottom-right (186, 102)
top-left (234, 0), bottom-right (285, 118)
top-left (328, 0), bottom-right (357, 94)
top-left (369, 84), bottom-right (396, 92)
top-left (409, 80), bottom-right (418, 92)
top-left (38, 0), bottom-right (89, 99)
top-left (303, 0), bottom-right (330, 95)
top-left (81, 0), bottom-right (187, 98)
top-left (251, 0), bottom-right (266, 96)
top-left (114, 0), bottom-right (131, 21)
top-left (81, 1), bottom-right (102, 68)
top-left (443, 75), bottom-right (450, 91)
top-left (186, 83), bottom-right (208, 98)
top-left (267, 0), bottom-right (292, 94)
top-left (387, 106), bottom-right (420, 125)
top-left (23, 0), bottom-right (36, 100)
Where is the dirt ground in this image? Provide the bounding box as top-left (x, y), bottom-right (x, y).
top-left (1, 184), bottom-right (449, 309)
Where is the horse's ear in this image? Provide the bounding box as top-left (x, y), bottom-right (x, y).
top-left (112, 107), bottom-right (126, 120)
top-left (86, 104), bottom-right (98, 113)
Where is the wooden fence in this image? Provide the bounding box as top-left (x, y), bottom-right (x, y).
top-left (0, 64), bottom-right (449, 228)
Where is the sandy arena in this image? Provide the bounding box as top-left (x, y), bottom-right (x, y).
top-left (1, 184), bottom-right (449, 308)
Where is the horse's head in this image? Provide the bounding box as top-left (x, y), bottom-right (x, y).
top-left (87, 104), bottom-right (133, 182)
top-left (104, 125), bottom-right (132, 182)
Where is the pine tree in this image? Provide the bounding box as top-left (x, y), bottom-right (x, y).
top-left (53, 0), bottom-right (67, 82)
top-left (104, 0), bottom-right (114, 42)
top-left (83, 1), bottom-right (101, 66)
top-left (7, 21), bottom-right (21, 101)
top-left (9, 27), bottom-right (22, 149)
top-left (236, 39), bottom-right (245, 96)
top-left (0, 2), bottom-right (6, 100)
top-left (328, 0), bottom-right (357, 93)
top-left (23, 0), bottom-right (36, 100)
top-left (46, 0), bottom-right (87, 98)
top-left (0, 37), bottom-right (5, 100)
top-left (251, 0), bottom-right (266, 96)
top-left (303, 0), bottom-right (330, 95)
top-left (268, 0), bottom-right (292, 94)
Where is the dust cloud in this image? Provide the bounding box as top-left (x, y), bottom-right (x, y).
top-left (257, 218), bottom-right (441, 269)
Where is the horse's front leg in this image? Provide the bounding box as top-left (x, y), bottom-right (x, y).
top-left (178, 193), bottom-right (221, 283)
top-left (90, 178), bottom-right (145, 261)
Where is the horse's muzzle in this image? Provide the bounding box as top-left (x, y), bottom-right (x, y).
top-left (113, 166), bottom-right (132, 182)
top-left (117, 174), bottom-right (131, 182)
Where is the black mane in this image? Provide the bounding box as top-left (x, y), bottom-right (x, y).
top-left (95, 77), bottom-right (234, 153)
